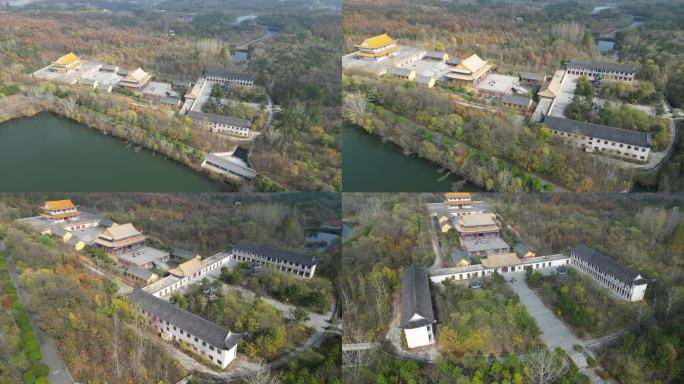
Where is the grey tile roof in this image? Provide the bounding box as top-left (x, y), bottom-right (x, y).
top-left (462, 237), bottom-right (510, 253)
top-left (389, 67), bottom-right (414, 77)
top-left (567, 60), bottom-right (635, 74)
top-left (513, 243), bottom-right (531, 256)
top-left (205, 70), bottom-right (254, 82)
top-left (572, 244), bottom-right (641, 284)
top-left (125, 266), bottom-right (155, 281)
top-left (99, 218), bottom-right (115, 228)
top-left (187, 111), bottom-right (251, 129)
top-left (100, 64), bottom-right (118, 72)
top-left (502, 94), bottom-right (531, 107)
top-left (128, 289), bottom-right (243, 350)
top-left (172, 248), bottom-right (197, 260)
top-left (203, 153), bottom-right (257, 180)
top-left (51, 226), bottom-right (69, 237)
top-left (424, 51), bottom-right (447, 60)
top-left (451, 249), bottom-right (471, 263)
top-left (447, 58), bottom-right (461, 66)
top-left (234, 240), bottom-right (317, 267)
top-left (400, 264), bottom-right (435, 329)
top-left (543, 115), bottom-right (651, 148)
top-left (520, 72), bottom-right (546, 81)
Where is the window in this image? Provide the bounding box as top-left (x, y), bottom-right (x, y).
top-left (195, 337), bottom-right (198, 342)
top-left (210, 345), bottom-right (214, 351)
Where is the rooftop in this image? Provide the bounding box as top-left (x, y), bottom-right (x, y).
top-left (513, 243), bottom-right (532, 256)
top-left (567, 60), bottom-right (635, 74)
top-left (520, 72), bottom-right (546, 81)
top-left (543, 115), bottom-right (651, 148)
top-left (233, 240), bottom-right (317, 267)
top-left (572, 244), bottom-right (641, 284)
top-left (502, 94), bottom-right (532, 107)
top-left (125, 266), bottom-right (156, 281)
top-left (460, 213), bottom-right (496, 227)
top-left (43, 199), bottom-right (77, 210)
top-left (205, 70), bottom-right (254, 82)
top-left (203, 152), bottom-right (257, 180)
top-left (187, 111), bottom-right (251, 129)
top-left (128, 289), bottom-right (243, 350)
top-left (354, 33), bottom-right (396, 49)
top-left (100, 223), bottom-right (143, 241)
top-left (399, 264), bottom-right (435, 329)
top-left (462, 237), bottom-right (510, 253)
top-left (54, 52), bottom-right (79, 65)
top-left (117, 246), bottom-right (169, 267)
top-left (476, 73), bottom-right (519, 94)
top-left (481, 253), bottom-right (521, 268)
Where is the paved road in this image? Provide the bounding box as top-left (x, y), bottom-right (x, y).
top-left (507, 274), bottom-right (588, 368)
top-left (1, 240), bottom-right (75, 384)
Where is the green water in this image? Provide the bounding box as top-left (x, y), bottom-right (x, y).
top-left (343, 125), bottom-right (484, 192)
top-left (0, 112), bottom-right (231, 192)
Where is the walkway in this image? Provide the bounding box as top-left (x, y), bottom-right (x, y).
top-left (507, 274), bottom-right (588, 368)
top-left (1, 240), bottom-right (75, 384)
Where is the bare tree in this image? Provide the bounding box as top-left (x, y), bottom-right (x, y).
top-left (664, 286), bottom-right (676, 321)
top-left (526, 348), bottom-right (569, 384)
top-left (342, 329), bottom-right (377, 382)
top-left (244, 367), bottom-right (280, 384)
top-left (112, 310), bottom-right (122, 380)
top-left (342, 92), bottom-right (368, 122)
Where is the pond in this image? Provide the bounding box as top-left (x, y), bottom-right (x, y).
top-left (301, 229), bottom-right (340, 250)
top-left (0, 112), bottom-right (231, 192)
top-left (343, 125), bottom-right (484, 192)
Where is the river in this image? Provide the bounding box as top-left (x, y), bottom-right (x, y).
top-left (343, 125), bottom-right (484, 192)
top-left (0, 112), bottom-right (231, 192)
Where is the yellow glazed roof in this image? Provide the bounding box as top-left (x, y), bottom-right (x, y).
top-left (44, 199), bottom-right (77, 210)
top-left (355, 33), bottom-right (396, 49)
top-left (55, 52), bottom-right (79, 65)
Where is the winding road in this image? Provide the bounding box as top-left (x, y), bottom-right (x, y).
top-left (0, 240), bottom-right (75, 384)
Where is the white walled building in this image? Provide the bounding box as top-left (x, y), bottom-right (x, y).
top-left (144, 251), bottom-right (232, 297)
top-left (187, 111), bottom-right (252, 137)
top-left (128, 289), bottom-right (243, 368)
top-left (566, 60), bottom-right (635, 82)
top-left (205, 70), bottom-right (255, 87)
top-left (430, 254), bottom-right (570, 283)
top-left (400, 265), bottom-right (436, 349)
top-left (543, 116), bottom-right (651, 162)
top-left (571, 244), bottom-right (648, 302)
top-left (232, 241), bottom-right (318, 279)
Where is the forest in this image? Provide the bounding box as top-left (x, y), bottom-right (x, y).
top-left (248, 12), bottom-right (342, 192)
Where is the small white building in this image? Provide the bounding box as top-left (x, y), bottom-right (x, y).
top-left (128, 289), bottom-right (243, 368)
top-left (232, 240), bottom-right (317, 279)
top-left (400, 265), bottom-right (436, 349)
top-left (571, 244), bottom-right (648, 302)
